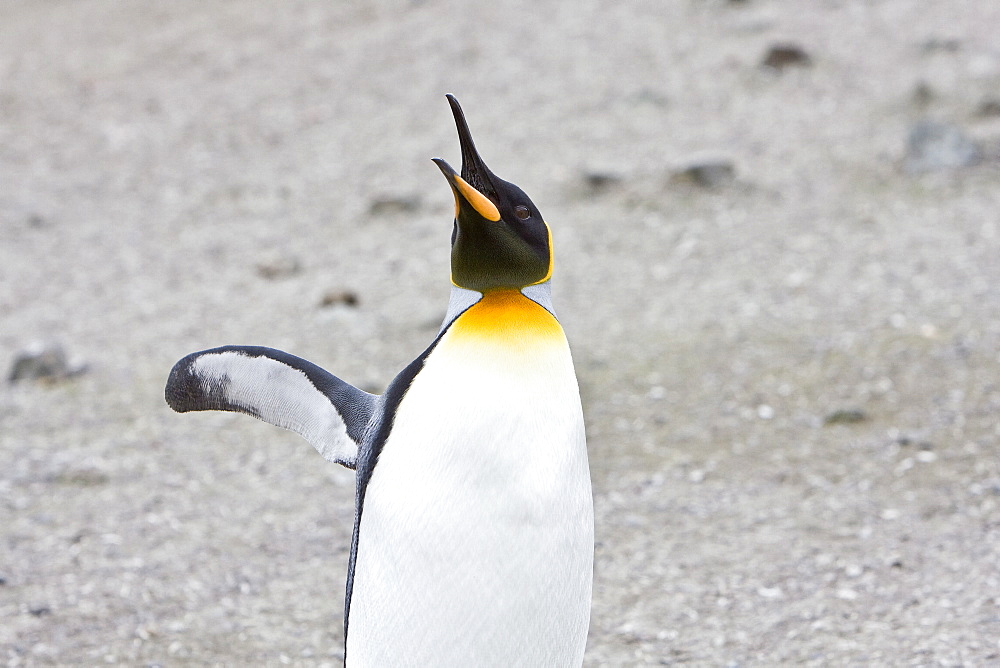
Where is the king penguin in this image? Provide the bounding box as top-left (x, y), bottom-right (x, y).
top-left (165, 95), bottom-right (594, 667)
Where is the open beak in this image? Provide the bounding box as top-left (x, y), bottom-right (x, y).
top-left (432, 95), bottom-right (502, 222)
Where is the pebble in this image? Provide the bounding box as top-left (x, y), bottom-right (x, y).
top-left (580, 171), bottom-right (623, 195)
top-left (319, 290), bottom-right (359, 308)
top-left (920, 37), bottom-right (961, 54)
top-left (255, 256), bottom-right (301, 280)
top-left (824, 408), bottom-right (867, 425)
top-left (977, 98), bottom-right (1000, 117)
top-left (911, 81), bottom-right (934, 107)
top-left (8, 343), bottom-right (87, 384)
top-left (671, 160), bottom-right (736, 188)
top-left (904, 120), bottom-right (981, 173)
top-left (368, 195), bottom-right (420, 216)
top-left (762, 44), bottom-right (811, 70)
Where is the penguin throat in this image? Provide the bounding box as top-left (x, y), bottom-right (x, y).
top-left (448, 289), bottom-right (563, 344)
top-left (449, 215), bottom-right (551, 292)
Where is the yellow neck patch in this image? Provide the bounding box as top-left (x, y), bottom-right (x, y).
top-left (447, 290), bottom-right (564, 345)
top-left (530, 223), bottom-right (554, 285)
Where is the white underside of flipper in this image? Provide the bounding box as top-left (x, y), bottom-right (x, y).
top-left (189, 353), bottom-right (360, 465)
top-left (347, 294), bottom-right (593, 667)
top-left (166, 346), bottom-right (373, 468)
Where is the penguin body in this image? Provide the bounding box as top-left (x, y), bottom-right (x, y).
top-left (348, 287), bottom-right (592, 666)
top-left (165, 96), bottom-right (593, 666)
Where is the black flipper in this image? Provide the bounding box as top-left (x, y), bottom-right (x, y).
top-left (165, 345), bottom-right (376, 469)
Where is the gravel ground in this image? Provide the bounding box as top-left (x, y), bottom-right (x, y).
top-left (3, 1), bottom-right (1000, 665)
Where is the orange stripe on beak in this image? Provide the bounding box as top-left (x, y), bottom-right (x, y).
top-left (453, 175), bottom-right (501, 222)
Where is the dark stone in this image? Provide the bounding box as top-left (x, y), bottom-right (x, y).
top-left (49, 468), bottom-right (111, 487)
top-left (977, 98), bottom-right (1000, 117)
top-left (369, 195), bottom-right (421, 216)
top-left (672, 160), bottom-right (736, 188)
top-left (895, 436), bottom-right (934, 450)
top-left (920, 37), bottom-right (961, 53)
top-left (823, 409), bottom-right (868, 425)
top-left (581, 171), bottom-right (623, 194)
top-left (319, 290), bottom-right (360, 308)
top-left (255, 257), bottom-right (301, 280)
top-left (8, 344), bottom-right (87, 384)
top-left (762, 44), bottom-right (811, 70)
top-left (911, 81), bottom-right (934, 107)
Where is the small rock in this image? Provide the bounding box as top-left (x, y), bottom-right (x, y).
top-left (824, 409), bottom-right (867, 425)
top-left (920, 37), bottom-right (961, 54)
top-left (976, 98), bottom-right (1000, 117)
top-left (8, 343), bottom-right (87, 384)
top-left (319, 290), bottom-right (359, 308)
top-left (50, 468), bottom-right (111, 487)
top-left (28, 605), bottom-right (52, 617)
top-left (671, 160), bottom-right (736, 188)
top-left (911, 81), bottom-right (934, 107)
top-left (904, 120), bottom-right (981, 173)
top-left (369, 195), bottom-right (420, 216)
top-left (762, 44), bottom-right (811, 70)
top-left (0, 573), bottom-right (7, 585)
top-left (255, 257), bottom-right (301, 280)
top-left (580, 171), bottom-right (623, 195)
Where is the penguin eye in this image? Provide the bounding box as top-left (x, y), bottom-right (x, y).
top-left (514, 205), bottom-right (531, 220)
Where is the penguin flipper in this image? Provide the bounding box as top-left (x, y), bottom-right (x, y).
top-left (165, 345), bottom-right (375, 469)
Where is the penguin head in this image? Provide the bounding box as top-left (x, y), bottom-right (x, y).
top-left (433, 95), bottom-right (552, 293)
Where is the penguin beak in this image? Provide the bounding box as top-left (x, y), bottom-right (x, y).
top-left (432, 158), bottom-right (501, 222)
top-left (432, 94), bottom-right (502, 223)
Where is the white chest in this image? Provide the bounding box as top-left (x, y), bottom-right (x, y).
top-left (347, 307), bottom-right (593, 667)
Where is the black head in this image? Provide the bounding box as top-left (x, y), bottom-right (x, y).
top-left (432, 95), bottom-right (551, 292)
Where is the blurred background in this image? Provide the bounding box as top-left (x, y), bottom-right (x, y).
top-left (2, 0), bottom-right (1000, 664)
